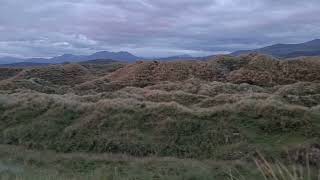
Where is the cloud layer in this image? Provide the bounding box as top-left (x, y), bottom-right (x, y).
top-left (1, 0), bottom-right (320, 57)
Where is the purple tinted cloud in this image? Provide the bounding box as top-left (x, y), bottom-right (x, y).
top-left (0, 0), bottom-right (320, 57)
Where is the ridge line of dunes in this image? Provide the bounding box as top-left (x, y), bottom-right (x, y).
top-left (106, 54), bottom-right (320, 86)
top-left (1, 54), bottom-right (319, 93)
top-left (73, 54), bottom-right (320, 93)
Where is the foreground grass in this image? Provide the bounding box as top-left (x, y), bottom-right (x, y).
top-left (1, 145), bottom-right (319, 180)
top-left (0, 145), bottom-right (264, 180)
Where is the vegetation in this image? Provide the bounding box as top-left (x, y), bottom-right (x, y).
top-left (0, 54), bottom-right (319, 179)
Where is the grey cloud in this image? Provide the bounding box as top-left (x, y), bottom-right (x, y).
top-left (0, 0), bottom-right (320, 57)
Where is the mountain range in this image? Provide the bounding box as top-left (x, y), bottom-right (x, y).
top-left (0, 51), bottom-right (141, 65)
top-left (1, 39), bottom-right (320, 65)
top-left (231, 39), bottom-right (320, 58)
top-left (0, 51), bottom-right (199, 65)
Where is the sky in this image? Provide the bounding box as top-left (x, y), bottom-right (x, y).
top-left (0, 0), bottom-right (320, 58)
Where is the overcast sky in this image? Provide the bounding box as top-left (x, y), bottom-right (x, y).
top-left (0, 0), bottom-right (320, 58)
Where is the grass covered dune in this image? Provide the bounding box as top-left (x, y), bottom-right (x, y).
top-left (0, 55), bottom-right (320, 179)
top-left (0, 81), bottom-right (319, 158)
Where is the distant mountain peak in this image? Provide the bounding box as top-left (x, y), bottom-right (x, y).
top-left (89, 51), bottom-right (139, 62)
top-left (92, 51), bottom-right (110, 54)
top-left (305, 39), bottom-right (320, 44)
top-left (231, 39), bottom-right (320, 58)
top-left (309, 38), bottom-right (320, 42)
top-left (118, 51), bottom-right (131, 54)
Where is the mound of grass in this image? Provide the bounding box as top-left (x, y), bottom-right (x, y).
top-left (105, 54), bottom-right (320, 88)
top-left (0, 79), bottom-right (319, 161)
top-left (13, 64), bottom-right (94, 86)
top-left (0, 68), bottom-right (22, 81)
